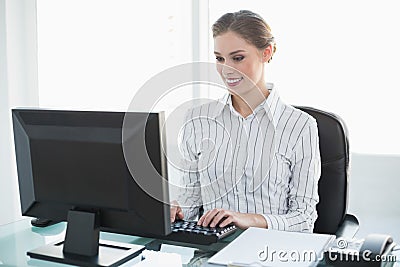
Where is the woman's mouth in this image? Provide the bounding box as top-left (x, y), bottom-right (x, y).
top-left (226, 77), bottom-right (243, 87)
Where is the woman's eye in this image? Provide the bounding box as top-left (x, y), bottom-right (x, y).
top-left (216, 56), bottom-right (224, 62)
top-left (233, 56), bottom-right (244, 61)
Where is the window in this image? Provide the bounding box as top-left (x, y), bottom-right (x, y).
top-left (37, 0), bottom-right (192, 111)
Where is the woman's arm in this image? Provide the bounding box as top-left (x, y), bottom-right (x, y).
top-left (173, 110), bottom-right (203, 221)
top-left (262, 118), bottom-right (321, 233)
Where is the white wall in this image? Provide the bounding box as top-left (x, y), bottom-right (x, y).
top-left (349, 153), bottom-right (400, 240)
top-left (0, 0), bottom-right (38, 225)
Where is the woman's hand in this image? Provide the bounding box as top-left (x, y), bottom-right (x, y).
top-left (197, 208), bottom-right (268, 229)
top-left (170, 200), bottom-right (184, 223)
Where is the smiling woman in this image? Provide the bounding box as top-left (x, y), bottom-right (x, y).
top-left (211, 10), bottom-right (278, 119)
top-left (170, 10), bottom-right (321, 233)
top-left (214, 31), bottom-right (268, 103)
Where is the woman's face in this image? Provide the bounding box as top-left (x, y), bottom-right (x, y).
top-left (214, 31), bottom-right (270, 95)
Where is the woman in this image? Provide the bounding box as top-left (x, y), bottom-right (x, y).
top-left (171, 10), bottom-right (320, 233)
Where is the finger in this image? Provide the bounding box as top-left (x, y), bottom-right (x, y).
top-left (219, 216), bottom-right (234, 228)
top-left (170, 201), bottom-right (180, 222)
top-left (170, 206), bottom-right (177, 222)
top-left (202, 209), bottom-right (221, 227)
top-left (198, 210), bottom-right (215, 226)
top-left (176, 206), bottom-right (184, 220)
top-left (200, 210), bottom-right (215, 227)
top-left (177, 211), bottom-right (184, 220)
top-left (210, 210), bottom-right (229, 227)
top-left (197, 210), bottom-right (209, 225)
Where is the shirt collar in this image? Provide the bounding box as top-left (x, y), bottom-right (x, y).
top-left (211, 83), bottom-right (284, 129)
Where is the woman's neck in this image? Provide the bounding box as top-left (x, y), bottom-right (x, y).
top-left (231, 84), bottom-right (270, 118)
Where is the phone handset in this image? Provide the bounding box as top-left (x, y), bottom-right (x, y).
top-left (325, 234), bottom-right (396, 266)
top-left (360, 234), bottom-right (394, 257)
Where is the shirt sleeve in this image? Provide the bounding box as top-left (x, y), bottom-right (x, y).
top-left (176, 110), bottom-right (202, 220)
top-left (262, 118), bottom-right (321, 233)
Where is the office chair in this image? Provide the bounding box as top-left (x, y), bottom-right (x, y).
top-left (295, 106), bottom-right (359, 238)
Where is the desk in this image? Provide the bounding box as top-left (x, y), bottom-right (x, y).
top-left (1, 219), bottom-right (399, 267)
top-left (0, 219), bottom-right (231, 266)
top-left (0, 219), bottom-right (148, 266)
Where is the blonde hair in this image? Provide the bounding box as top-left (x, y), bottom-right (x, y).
top-left (212, 10), bottom-right (276, 62)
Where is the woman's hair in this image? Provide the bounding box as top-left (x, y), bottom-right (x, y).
top-left (212, 10), bottom-right (276, 62)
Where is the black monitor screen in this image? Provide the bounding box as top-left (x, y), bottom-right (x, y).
top-left (12, 109), bottom-right (171, 266)
top-left (31, 137), bottom-right (129, 210)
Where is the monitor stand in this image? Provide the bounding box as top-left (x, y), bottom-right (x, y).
top-left (27, 210), bottom-right (145, 267)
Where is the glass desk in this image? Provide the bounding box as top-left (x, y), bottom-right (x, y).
top-left (0, 218), bottom-right (234, 267)
top-left (1, 219), bottom-right (399, 267)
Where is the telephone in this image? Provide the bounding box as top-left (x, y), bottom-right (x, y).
top-left (324, 234), bottom-right (396, 267)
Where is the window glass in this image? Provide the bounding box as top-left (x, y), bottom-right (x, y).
top-left (37, 0), bottom-right (192, 111)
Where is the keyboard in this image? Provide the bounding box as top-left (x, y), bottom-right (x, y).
top-left (164, 220), bottom-right (237, 245)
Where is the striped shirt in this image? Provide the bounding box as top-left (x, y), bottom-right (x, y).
top-left (177, 83), bottom-right (321, 233)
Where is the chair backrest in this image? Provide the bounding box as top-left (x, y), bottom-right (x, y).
top-left (295, 106), bottom-right (350, 234)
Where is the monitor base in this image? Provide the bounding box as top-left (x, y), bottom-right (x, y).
top-left (28, 239), bottom-right (145, 267)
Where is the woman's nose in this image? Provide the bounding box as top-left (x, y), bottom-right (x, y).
top-left (221, 63), bottom-right (234, 76)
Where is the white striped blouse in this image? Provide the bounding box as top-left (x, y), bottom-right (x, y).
top-left (176, 84), bottom-right (321, 233)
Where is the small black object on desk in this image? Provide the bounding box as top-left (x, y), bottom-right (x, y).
top-left (31, 218), bottom-right (56, 228)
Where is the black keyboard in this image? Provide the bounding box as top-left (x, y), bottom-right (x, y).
top-left (163, 220), bottom-right (237, 245)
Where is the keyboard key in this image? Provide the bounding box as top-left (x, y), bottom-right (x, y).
top-left (164, 220), bottom-right (237, 245)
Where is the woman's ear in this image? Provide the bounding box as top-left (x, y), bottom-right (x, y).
top-left (262, 45), bottom-right (273, 63)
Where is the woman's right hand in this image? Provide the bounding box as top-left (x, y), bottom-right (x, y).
top-left (170, 200), bottom-right (184, 222)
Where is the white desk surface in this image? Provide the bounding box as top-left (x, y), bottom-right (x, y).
top-left (1, 219), bottom-right (399, 267)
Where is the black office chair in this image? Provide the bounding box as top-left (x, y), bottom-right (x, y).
top-left (296, 106), bottom-right (359, 238)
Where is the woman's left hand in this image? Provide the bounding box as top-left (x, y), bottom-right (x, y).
top-left (197, 208), bottom-right (268, 229)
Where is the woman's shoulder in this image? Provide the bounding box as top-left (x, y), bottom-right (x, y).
top-left (281, 103), bottom-right (317, 128)
top-left (276, 103), bottom-right (318, 149)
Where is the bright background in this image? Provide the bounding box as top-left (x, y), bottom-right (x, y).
top-left (38, 0), bottom-right (400, 154)
top-left (1, 0), bottom-right (399, 240)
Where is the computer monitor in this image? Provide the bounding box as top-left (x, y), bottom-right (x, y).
top-left (12, 108), bottom-right (171, 267)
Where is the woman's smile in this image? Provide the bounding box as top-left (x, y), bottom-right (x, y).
top-left (225, 77), bottom-right (243, 87)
